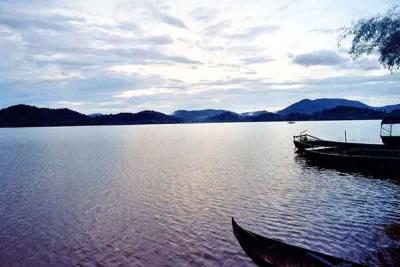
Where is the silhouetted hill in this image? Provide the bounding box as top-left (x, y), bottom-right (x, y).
top-left (277, 98), bottom-right (369, 116)
top-left (0, 105), bottom-right (181, 127)
top-left (206, 111), bottom-right (245, 122)
top-left (277, 98), bottom-right (400, 116)
top-left (172, 109), bottom-right (281, 123)
top-left (283, 112), bottom-right (312, 121)
top-left (95, 111), bottom-right (182, 125)
top-left (172, 109), bottom-right (228, 122)
top-left (313, 106), bottom-right (386, 120)
top-left (2, 100), bottom-right (400, 128)
top-left (378, 104), bottom-right (400, 112)
top-left (88, 113), bottom-right (103, 117)
top-left (241, 110), bottom-right (269, 117)
top-left (251, 112), bottom-right (281, 121)
top-left (0, 105), bottom-right (91, 127)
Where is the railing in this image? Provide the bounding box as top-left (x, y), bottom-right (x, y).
top-left (293, 132), bottom-right (322, 143)
top-left (293, 132), bottom-right (332, 150)
top-left (380, 124), bottom-right (393, 137)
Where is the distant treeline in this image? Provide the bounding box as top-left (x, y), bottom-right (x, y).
top-left (0, 104), bottom-right (399, 128)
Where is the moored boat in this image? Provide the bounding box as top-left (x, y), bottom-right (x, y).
top-left (293, 132), bottom-right (384, 152)
top-left (293, 117), bottom-right (400, 175)
top-left (232, 218), bottom-right (363, 267)
top-left (295, 116), bottom-right (400, 152)
top-left (381, 117), bottom-right (400, 147)
top-left (301, 146), bottom-right (400, 175)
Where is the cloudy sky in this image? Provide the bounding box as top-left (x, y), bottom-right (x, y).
top-left (0, 0), bottom-right (399, 114)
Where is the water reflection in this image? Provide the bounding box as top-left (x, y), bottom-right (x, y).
top-left (294, 154), bottom-right (400, 183)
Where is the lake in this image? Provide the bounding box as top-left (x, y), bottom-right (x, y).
top-left (0, 120), bottom-right (399, 266)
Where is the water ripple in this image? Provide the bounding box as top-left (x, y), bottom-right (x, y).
top-left (0, 122), bottom-right (399, 266)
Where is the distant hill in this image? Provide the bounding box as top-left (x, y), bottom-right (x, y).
top-left (88, 113), bottom-right (103, 117)
top-left (377, 104), bottom-right (400, 112)
top-left (2, 100), bottom-right (400, 128)
top-left (0, 105), bottom-right (181, 127)
top-left (250, 111), bottom-right (281, 122)
top-left (313, 106), bottom-right (386, 121)
top-left (0, 105), bottom-right (91, 127)
top-left (277, 98), bottom-right (369, 116)
top-left (284, 112), bottom-right (311, 121)
top-left (172, 109), bottom-right (227, 122)
top-left (206, 111), bottom-right (245, 122)
top-left (277, 98), bottom-right (400, 116)
top-left (173, 109), bottom-right (280, 123)
top-left (241, 110), bottom-right (269, 117)
top-left (95, 111), bottom-right (182, 125)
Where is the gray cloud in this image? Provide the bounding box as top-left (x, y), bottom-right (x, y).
top-left (346, 57), bottom-right (381, 71)
top-left (204, 20), bottom-right (232, 35)
top-left (226, 25), bottom-right (279, 39)
top-left (277, 0), bottom-right (299, 12)
top-left (0, 3), bottom-right (198, 86)
top-left (166, 56), bottom-right (202, 64)
top-left (160, 13), bottom-right (187, 28)
top-left (190, 7), bottom-right (219, 22)
top-left (142, 1), bottom-right (187, 29)
top-left (292, 50), bottom-right (381, 71)
top-left (0, 10), bottom-right (84, 32)
top-left (32, 46), bottom-right (202, 69)
top-left (292, 50), bottom-right (348, 66)
top-left (140, 35), bottom-right (174, 45)
top-left (240, 56), bottom-right (274, 65)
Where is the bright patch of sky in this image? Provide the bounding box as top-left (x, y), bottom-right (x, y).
top-left (0, 0), bottom-right (398, 114)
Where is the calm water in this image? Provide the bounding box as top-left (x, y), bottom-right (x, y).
top-left (0, 121), bottom-right (399, 266)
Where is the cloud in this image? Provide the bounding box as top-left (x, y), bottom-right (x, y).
top-left (140, 35), bottom-right (173, 45)
top-left (0, 0), bottom-right (397, 114)
top-left (204, 20), bottom-right (232, 35)
top-left (56, 101), bottom-right (86, 108)
top-left (114, 88), bottom-right (178, 98)
top-left (160, 13), bottom-right (187, 28)
top-left (277, 0), bottom-right (299, 12)
top-left (190, 7), bottom-right (220, 22)
top-left (346, 57), bottom-right (381, 70)
top-left (166, 56), bottom-right (202, 65)
top-left (240, 56), bottom-right (274, 65)
top-left (0, 9), bottom-right (85, 32)
top-left (292, 50), bottom-right (348, 66)
top-left (226, 25), bottom-right (279, 39)
top-left (310, 28), bottom-right (341, 34)
top-left (292, 50), bottom-right (381, 70)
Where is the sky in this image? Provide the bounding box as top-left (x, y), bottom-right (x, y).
top-left (0, 0), bottom-right (399, 114)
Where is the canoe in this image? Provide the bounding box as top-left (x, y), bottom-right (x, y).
top-left (232, 218), bottom-right (363, 267)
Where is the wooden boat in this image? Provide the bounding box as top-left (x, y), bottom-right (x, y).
top-left (294, 116), bottom-right (400, 152)
top-left (381, 117), bottom-right (400, 147)
top-left (232, 218), bottom-right (363, 267)
top-left (301, 146), bottom-right (400, 174)
top-left (293, 132), bottom-right (384, 152)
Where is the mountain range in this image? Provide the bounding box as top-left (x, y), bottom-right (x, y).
top-left (1, 98), bottom-right (400, 127)
top-left (276, 98), bottom-right (400, 115)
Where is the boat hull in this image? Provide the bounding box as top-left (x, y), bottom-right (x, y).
top-left (302, 147), bottom-right (400, 175)
top-left (232, 218), bottom-right (363, 267)
top-left (381, 136), bottom-right (400, 147)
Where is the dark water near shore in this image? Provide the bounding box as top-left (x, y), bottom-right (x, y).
top-left (0, 120), bottom-right (399, 266)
